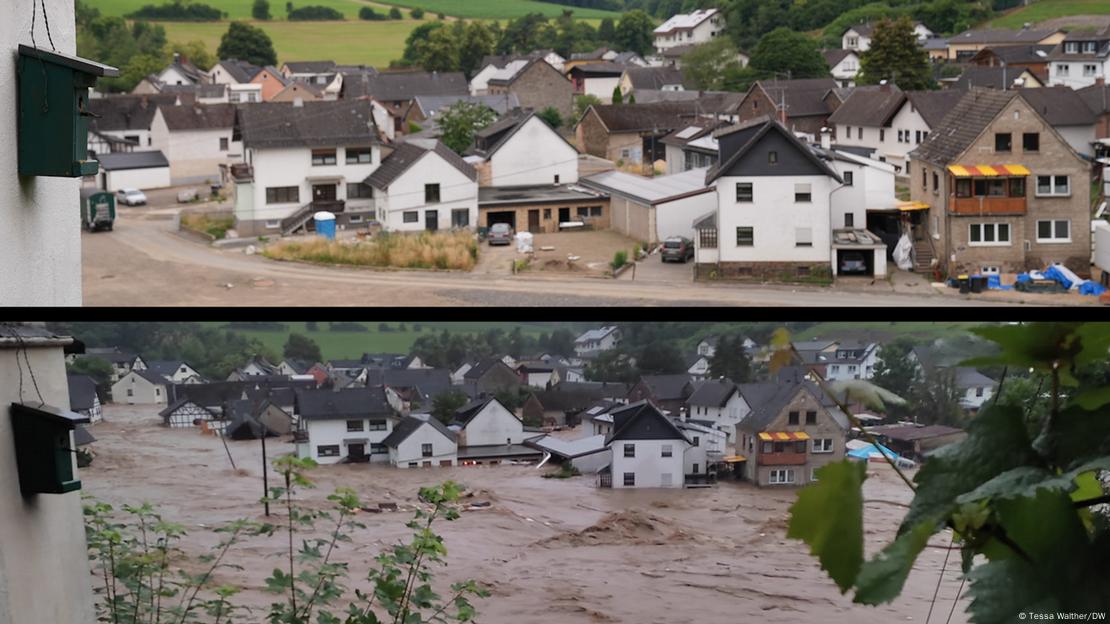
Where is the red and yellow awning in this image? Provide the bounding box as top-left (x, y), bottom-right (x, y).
top-left (723, 455), bottom-right (747, 463)
top-left (897, 201), bottom-right (930, 212)
top-left (947, 164), bottom-right (1030, 177)
top-left (758, 431), bottom-right (811, 442)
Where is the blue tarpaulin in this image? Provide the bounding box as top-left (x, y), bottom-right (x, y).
top-left (1043, 266), bottom-right (1073, 289)
top-left (1079, 281), bottom-right (1107, 296)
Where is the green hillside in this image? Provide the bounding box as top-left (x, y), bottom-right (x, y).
top-left (989, 0), bottom-right (1110, 28)
top-left (370, 0), bottom-right (619, 19)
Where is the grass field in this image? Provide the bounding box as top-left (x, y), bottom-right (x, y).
top-left (791, 322), bottom-right (986, 342)
top-left (98, 0), bottom-right (393, 20)
top-left (989, 0), bottom-right (1110, 28)
top-left (370, 0), bottom-right (619, 19)
top-left (211, 322), bottom-right (589, 359)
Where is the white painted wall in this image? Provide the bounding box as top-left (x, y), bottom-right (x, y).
top-left (110, 371), bottom-right (167, 405)
top-left (300, 417), bottom-right (395, 464)
top-left (830, 55), bottom-right (860, 86)
top-left (209, 64), bottom-right (243, 85)
top-left (654, 11), bottom-right (724, 52)
top-left (151, 109), bottom-right (242, 185)
top-left (1, 334), bottom-right (97, 624)
top-left (585, 77), bottom-right (622, 103)
top-left (1055, 124), bottom-right (1097, 158)
top-left (389, 422), bottom-right (458, 467)
top-left (688, 392), bottom-right (750, 441)
top-left (228, 84), bottom-right (262, 104)
top-left (102, 166), bottom-right (172, 192)
top-left (960, 385), bottom-right (995, 410)
top-left (610, 439), bottom-right (687, 488)
top-left (469, 64), bottom-right (500, 96)
top-left (827, 154), bottom-right (898, 228)
top-left (1095, 221), bottom-right (1110, 273)
top-left (835, 100), bottom-right (932, 173)
top-left (655, 191), bottom-right (716, 241)
top-left (1048, 59), bottom-right (1109, 89)
top-left (460, 401), bottom-right (525, 447)
top-left (2, 0), bottom-right (82, 306)
top-left (714, 174), bottom-right (833, 263)
top-left (489, 117), bottom-right (579, 186)
top-left (241, 145), bottom-right (380, 226)
top-left (377, 151), bottom-right (478, 232)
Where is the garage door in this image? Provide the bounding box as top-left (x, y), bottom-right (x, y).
top-left (486, 211), bottom-right (516, 229)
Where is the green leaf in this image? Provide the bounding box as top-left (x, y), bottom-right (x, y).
top-left (1034, 404), bottom-right (1110, 469)
top-left (786, 460), bottom-right (866, 593)
top-left (965, 558), bottom-right (1058, 624)
top-left (853, 520), bottom-right (937, 605)
top-left (994, 488), bottom-right (1088, 564)
top-left (1069, 385), bottom-right (1110, 411)
top-left (1073, 323), bottom-right (1110, 367)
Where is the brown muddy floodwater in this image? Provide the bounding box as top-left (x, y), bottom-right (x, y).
top-left (82, 405), bottom-right (971, 624)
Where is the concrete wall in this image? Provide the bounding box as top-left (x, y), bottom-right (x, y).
top-left (489, 117), bottom-right (579, 186)
top-left (461, 401), bottom-right (525, 447)
top-left (243, 145), bottom-right (380, 224)
top-left (610, 439), bottom-right (687, 488)
top-left (0, 333), bottom-right (97, 624)
top-left (2, 0), bottom-right (82, 305)
top-left (609, 194), bottom-right (652, 242)
top-left (103, 167), bottom-right (173, 192)
top-left (378, 151), bottom-right (477, 232)
top-left (655, 191), bottom-right (716, 242)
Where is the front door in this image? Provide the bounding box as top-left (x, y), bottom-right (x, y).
top-left (528, 209), bottom-right (540, 233)
top-left (313, 184), bottom-right (337, 203)
top-left (347, 443), bottom-right (365, 460)
top-left (558, 207), bottom-right (570, 223)
top-left (425, 210), bottom-right (438, 231)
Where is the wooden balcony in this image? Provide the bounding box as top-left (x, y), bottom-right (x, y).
top-left (758, 452), bottom-right (807, 466)
top-left (950, 196), bottom-right (1026, 216)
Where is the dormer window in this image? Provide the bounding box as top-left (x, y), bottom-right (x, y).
top-left (1065, 42), bottom-right (1078, 54)
top-left (1083, 42), bottom-right (1097, 53)
top-left (768, 151), bottom-right (778, 165)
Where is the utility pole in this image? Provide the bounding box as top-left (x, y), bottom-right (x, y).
top-left (261, 425), bottom-right (270, 516)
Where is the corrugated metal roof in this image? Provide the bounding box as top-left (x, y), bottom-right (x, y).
top-left (580, 168), bottom-right (710, 205)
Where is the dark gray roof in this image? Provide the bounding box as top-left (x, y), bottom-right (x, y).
top-left (972, 44), bottom-right (1055, 64)
top-left (686, 379), bottom-right (739, 407)
top-left (217, 59), bottom-right (262, 83)
top-left (234, 100), bottom-right (381, 149)
top-left (412, 94), bottom-right (521, 118)
top-left (131, 368), bottom-right (171, 385)
top-left (568, 62), bottom-right (628, 77)
top-left (1079, 83), bottom-right (1110, 114)
top-left (586, 101), bottom-right (705, 133)
top-left (623, 66), bottom-right (688, 90)
top-left (707, 118), bottom-right (841, 184)
top-left (167, 379), bottom-right (312, 408)
top-left (953, 367), bottom-right (998, 388)
top-left (953, 66), bottom-right (1044, 89)
top-left (295, 387), bottom-right (394, 421)
top-left (366, 141), bottom-right (476, 189)
top-left (827, 87), bottom-right (906, 127)
top-left (98, 150), bottom-right (169, 171)
top-left (88, 94), bottom-right (185, 131)
top-left (638, 374), bottom-right (693, 401)
top-left (904, 89), bottom-right (969, 127)
top-left (146, 360), bottom-right (191, 377)
top-left (1018, 87), bottom-right (1097, 126)
top-left (743, 78), bottom-right (839, 117)
top-left (67, 374), bottom-right (99, 411)
top-left (910, 88), bottom-right (1016, 166)
top-left (159, 102), bottom-right (236, 131)
top-left (605, 400), bottom-right (690, 445)
top-left (949, 28), bottom-right (1061, 45)
top-left (452, 396), bottom-right (519, 427)
top-left (365, 367), bottom-right (453, 399)
top-left (381, 415), bottom-right (457, 447)
top-left (478, 184), bottom-right (608, 207)
top-left (341, 70), bottom-right (468, 101)
top-left (736, 382), bottom-right (808, 432)
top-left (284, 60), bottom-right (337, 73)
top-left (822, 49), bottom-right (856, 67)
top-left (166, 58), bottom-right (205, 83)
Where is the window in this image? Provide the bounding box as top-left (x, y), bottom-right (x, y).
top-left (698, 228), bottom-right (717, 249)
top-left (1036, 219), bottom-right (1071, 243)
top-left (127, 389), bottom-right (134, 397)
top-left (922, 168), bottom-right (927, 190)
top-left (975, 387), bottom-right (984, 397)
top-left (311, 149), bottom-right (337, 165)
top-left (692, 463), bottom-right (700, 474)
top-left (762, 441), bottom-right (773, 454)
top-left (769, 469), bottom-right (795, 484)
top-left (794, 183), bottom-right (812, 202)
top-left (879, 129), bottom-right (884, 142)
top-left (577, 206), bottom-right (589, 217)
top-left (768, 151), bottom-right (778, 165)
top-left (422, 443), bottom-right (433, 457)
top-left (830, 364), bottom-right (840, 373)
top-left (842, 171), bottom-right (854, 187)
top-left (451, 209), bottom-right (469, 228)
top-left (844, 213), bottom-right (854, 228)
top-left (1009, 178), bottom-right (1025, 197)
top-left (994, 133), bottom-right (1011, 152)
top-left (932, 172), bottom-right (939, 194)
top-left (266, 186), bottom-right (299, 204)
top-left (590, 206), bottom-right (602, 217)
top-left (1036, 175), bottom-right (1070, 197)
top-left (408, 462), bottom-right (418, 468)
top-left (367, 419), bottom-right (387, 431)
top-left (955, 178), bottom-right (972, 198)
top-left (661, 444), bottom-right (673, 457)
top-left (788, 411), bottom-right (799, 425)
top-left (812, 438), bottom-right (833, 453)
top-left (1065, 42), bottom-right (1078, 54)
top-left (425, 184), bottom-right (440, 203)
top-left (736, 227), bottom-right (753, 246)
top-left (805, 410), bottom-right (817, 425)
top-left (915, 130), bottom-right (922, 144)
top-left (349, 215), bottom-right (363, 224)
top-left (692, 436), bottom-right (700, 447)
top-left (1023, 133), bottom-right (1039, 152)
top-left (317, 445), bottom-right (340, 457)
top-left (1084, 64), bottom-right (1098, 77)
top-left (402, 211), bottom-right (418, 223)
top-left (736, 182), bottom-right (753, 202)
top-left (795, 227), bottom-right (812, 247)
top-left (219, 137), bottom-right (228, 151)
top-left (1084, 41), bottom-right (1098, 53)
top-left (624, 443), bottom-right (635, 457)
top-left (347, 183), bottom-right (373, 199)
top-left (346, 419), bottom-right (364, 432)
top-left (371, 443), bottom-right (387, 454)
top-left (857, 127), bottom-right (862, 139)
top-left (968, 223), bottom-right (1011, 246)
top-left (623, 472), bottom-right (636, 486)
top-left (846, 125), bottom-right (852, 137)
top-left (543, 208), bottom-right (551, 219)
top-left (346, 147), bottom-right (373, 164)
top-left (811, 468), bottom-right (819, 482)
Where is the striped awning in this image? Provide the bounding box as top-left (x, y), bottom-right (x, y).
top-left (897, 201), bottom-right (930, 212)
top-left (947, 164), bottom-right (1030, 177)
top-left (723, 455), bottom-right (747, 463)
top-left (758, 431), bottom-right (811, 442)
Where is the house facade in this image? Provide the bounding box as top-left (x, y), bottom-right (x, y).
top-left (295, 387), bottom-right (399, 464)
top-left (111, 369), bottom-right (169, 405)
top-left (730, 79), bottom-right (838, 140)
top-left (67, 374), bottom-right (104, 423)
top-left (367, 141), bottom-right (479, 232)
top-left (841, 22), bottom-right (933, 52)
top-left (159, 398), bottom-right (220, 428)
top-left (383, 415), bottom-right (459, 468)
top-left (908, 88), bottom-right (1092, 277)
top-left (574, 326), bottom-right (621, 357)
top-left (653, 9), bottom-right (725, 54)
top-left (1046, 26), bottom-right (1110, 89)
top-left (604, 402), bottom-right (692, 488)
top-left (468, 113), bottom-right (579, 187)
top-left (486, 59), bottom-right (575, 122)
top-left (150, 102), bottom-right (241, 185)
top-left (685, 380), bottom-right (750, 442)
top-left (451, 397), bottom-right (529, 452)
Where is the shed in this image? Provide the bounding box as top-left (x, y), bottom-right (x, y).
top-left (97, 151), bottom-right (171, 191)
top-left (580, 168), bottom-right (714, 243)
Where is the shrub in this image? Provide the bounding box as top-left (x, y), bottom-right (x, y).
top-left (251, 0), bottom-right (271, 19)
top-left (611, 249), bottom-right (628, 271)
top-left (287, 4), bottom-right (344, 20)
top-left (389, 7), bottom-right (403, 19)
top-left (127, 0), bottom-right (222, 20)
top-left (262, 231), bottom-right (479, 270)
top-left (180, 212), bottom-right (234, 240)
top-left (359, 6), bottom-right (387, 20)
top-left (542, 463), bottom-right (581, 479)
top-left (437, 12), bottom-right (446, 19)
top-left (410, 7), bottom-right (424, 18)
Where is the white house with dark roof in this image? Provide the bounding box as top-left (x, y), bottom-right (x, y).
top-left (96, 151), bottom-right (172, 191)
top-left (953, 368), bottom-right (998, 411)
top-left (156, 53), bottom-right (209, 87)
top-left (159, 398), bottom-right (220, 428)
top-left (822, 49), bottom-right (860, 88)
top-left (146, 360), bottom-right (205, 384)
top-left (295, 387), bottom-right (399, 464)
top-left (685, 379), bottom-right (750, 441)
top-left (1047, 26), bottom-right (1110, 89)
top-left (366, 140), bottom-right (479, 232)
top-left (450, 397), bottom-right (542, 464)
top-left (841, 21), bottom-right (933, 52)
top-left (67, 374), bottom-right (103, 423)
top-left (465, 112), bottom-right (579, 187)
top-left (232, 100), bottom-right (386, 236)
top-left (149, 102), bottom-right (241, 185)
top-left (383, 414), bottom-right (459, 468)
top-left (603, 401), bottom-right (694, 488)
top-left (653, 9), bottom-right (725, 55)
top-left (574, 326), bottom-right (621, 357)
top-left (111, 369), bottom-right (170, 405)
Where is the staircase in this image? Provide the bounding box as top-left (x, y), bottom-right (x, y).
top-left (912, 239), bottom-right (935, 274)
top-left (280, 203), bottom-right (317, 236)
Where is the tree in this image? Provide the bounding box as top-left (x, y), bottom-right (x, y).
top-left (707, 335), bottom-right (753, 383)
top-left (909, 365), bottom-right (964, 426)
top-left (857, 17), bottom-right (934, 90)
top-left (117, 53), bottom-right (169, 92)
top-left (359, 6), bottom-right (387, 20)
top-left (682, 37), bottom-right (748, 90)
top-left (438, 100), bottom-right (498, 154)
top-left (282, 333), bottom-right (322, 363)
top-left (546, 328), bottom-right (576, 357)
top-left (575, 93), bottom-right (602, 118)
top-left (615, 10), bottom-right (655, 56)
top-left (458, 21), bottom-right (498, 79)
top-left (637, 342), bottom-right (685, 375)
top-left (432, 390), bottom-right (469, 423)
top-left (537, 106), bottom-right (563, 129)
top-left (217, 21), bottom-right (277, 67)
top-left (598, 17), bottom-right (616, 44)
top-left (871, 339), bottom-right (919, 404)
top-left (389, 6), bottom-right (402, 19)
top-left (67, 357), bottom-right (114, 387)
top-left (749, 27), bottom-right (829, 79)
top-left (252, 0), bottom-right (271, 20)
top-left (585, 349), bottom-right (639, 383)
top-left (410, 7), bottom-right (424, 19)
top-left (611, 85), bottom-right (623, 104)
top-left (627, 92), bottom-right (636, 103)
top-left (401, 22), bottom-right (444, 64)
top-left (168, 40), bottom-right (215, 71)
top-left (419, 25), bottom-right (462, 72)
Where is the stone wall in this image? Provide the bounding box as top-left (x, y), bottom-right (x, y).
top-left (694, 261), bottom-right (833, 283)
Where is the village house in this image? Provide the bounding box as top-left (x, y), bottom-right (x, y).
top-left (87, 94), bottom-right (185, 155)
top-left (111, 369), bottom-right (170, 405)
top-left (472, 51), bottom-right (566, 95)
top-left (280, 60), bottom-right (341, 95)
top-left (235, 355), bottom-right (281, 378)
top-left (70, 348), bottom-right (148, 382)
top-left (206, 59), bottom-right (266, 103)
top-left (149, 102), bottom-right (240, 185)
top-left (823, 49), bottom-right (861, 88)
top-left (366, 140), bottom-right (479, 232)
top-left (841, 21), bottom-right (933, 53)
top-left (579, 167), bottom-right (715, 243)
top-left (146, 360), bottom-right (205, 384)
top-left (945, 27), bottom-right (1065, 62)
top-left (249, 66), bottom-right (290, 101)
top-left (467, 112), bottom-right (579, 187)
top-left (341, 70), bottom-right (469, 111)
top-left (969, 45), bottom-right (1055, 84)
top-left (382, 415), bottom-right (459, 468)
top-left (696, 335), bottom-right (757, 358)
top-left (67, 374), bottom-right (103, 423)
top-left (566, 62), bottom-right (628, 103)
top-left (908, 88), bottom-right (1092, 278)
top-left (450, 397), bottom-right (542, 465)
top-left (159, 397), bottom-right (221, 428)
top-left (684, 379), bottom-right (750, 442)
top-left (951, 65), bottom-right (1044, 90)
top-left (1078, 82), bottom-right (1110, 139)
top-left (276, 358), bottom-right (315, 377)
top-left (459, 357), bottom-right (523, 396)
top-left (627, 374), bottom-right (696, 416)
top-left (365, 367), bottom-right (454, 411)
top-left (165, 378), bottom-right (315, 415)
top-left (521, 381), bottom-right (628, 427)
top-left (232, 100), bottom-right (386, 237)
top-left (223, 398), bottom-right (295, 439)
top-left (295, 387), bottom-right (399, 464)
top-left (153, 53), bottom-right (209, 88)
top-left (794, 340), bottom-right (882, 381)
top-left (619, 66), bottom-right (689, 96)
top-left (686, 353), bottom-right (710, 380)
top-left (659, 119), bottom-right (728, 174)
top-left (1046, 25), bottom-right (1110, 89)
top-left (953, 367), bottom-right (999, 411)
top-left (574, 326), bottom-right (622, 358)
top-left (95, 151), bottom-right (172, 192)
top-left (271, 81), bottom-right (325, 103)
top-left (601, 401), bottom-right (694, 488)
top-left (736, 381), bottom-right (849, 486)
top-left (403, 94), bottom-right (521, 130)
top-left (867, 423), bottom-right (966, 460)
top-left (653, 9), bottom-right (725, 55)
top-left (485, 59), bottom-right (575, 122)
top-left (729, 78), bottom-right (839, 141)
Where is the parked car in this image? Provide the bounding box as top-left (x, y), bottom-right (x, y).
top-left (116, 188), bottom-right (147, 206)
top-left (839, 251), bottom-right (868, 275)
top-left (661, 236), bottom-right (694, 263)
top-left (488, 222), bottom-right (514, 246)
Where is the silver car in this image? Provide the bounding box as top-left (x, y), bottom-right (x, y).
top-left (116, 188), bottom-right (147, 206)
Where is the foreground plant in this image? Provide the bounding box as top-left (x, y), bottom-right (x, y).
top-left (784, 322), bottom-right (1110, 622)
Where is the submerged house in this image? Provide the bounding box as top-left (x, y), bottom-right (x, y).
top-left (382, 415), bottom-right (459, 468)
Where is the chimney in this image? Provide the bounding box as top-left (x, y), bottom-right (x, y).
top-left (879, 79), bottom-right (890, 92)
top-left (293, 97), bottom-right (304, 107)
top-left (173, 52), bottom-right (181, 64)
top-left (820, 127), bottom-right (831, 150)
top-left (1096, 77), bottom-right (1106, 86)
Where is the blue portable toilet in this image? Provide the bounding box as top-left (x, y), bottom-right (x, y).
top-left (314, 211), bottom-right (336, 240)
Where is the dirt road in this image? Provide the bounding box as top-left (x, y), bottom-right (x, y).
top-left (82, 405), bottom-right (971, 624)
top-left (81, 210), bottom-right (1027, 307)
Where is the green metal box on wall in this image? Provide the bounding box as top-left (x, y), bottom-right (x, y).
top-left (9, 402), bottom-right (90, 495)
top-left (16, 44), bottom-right (118, 177)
